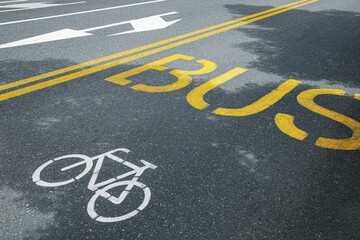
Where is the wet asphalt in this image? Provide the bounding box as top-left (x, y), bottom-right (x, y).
top-left (0, 0), bottom-right (359, 239)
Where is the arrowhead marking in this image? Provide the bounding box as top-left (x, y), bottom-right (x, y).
top-left (109, 16), bottom-right (181, 36)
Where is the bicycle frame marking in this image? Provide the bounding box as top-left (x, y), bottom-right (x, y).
top-left (32, 148), bottom-right (157, 223)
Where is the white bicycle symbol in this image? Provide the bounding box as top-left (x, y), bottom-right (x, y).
top-left (32, 148), bottom-right (157, 223)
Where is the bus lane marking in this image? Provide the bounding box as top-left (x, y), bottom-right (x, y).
top-left (105, 53), bottom-right (359, 151)
top-left (0, 0), bottom-right (319, 101)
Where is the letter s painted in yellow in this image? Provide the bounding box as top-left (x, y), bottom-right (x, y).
top-left (275, 89), bottom-right (360, 150)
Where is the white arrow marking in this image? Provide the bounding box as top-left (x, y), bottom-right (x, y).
top-left (0, 0), bottom-right (166, 26)
top-left (0, 0), bottom-right (28, 4)
top-left (0, 1), bottom-right (85, 13)
top-left (0, 29), bottom-right (92, 49)
top-left (0, 12), bottom-right (181, 49)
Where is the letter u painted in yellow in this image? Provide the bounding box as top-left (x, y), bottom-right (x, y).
top-left (186, 67), bottom-right (301, 116)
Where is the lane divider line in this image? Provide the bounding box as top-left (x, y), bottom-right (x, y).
top-left (0, 0), bottom-right (318, 102)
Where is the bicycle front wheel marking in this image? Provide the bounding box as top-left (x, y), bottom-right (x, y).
top-left (87, 181), bottom-right (151, 223)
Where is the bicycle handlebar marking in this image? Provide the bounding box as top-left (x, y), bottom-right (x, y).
top-left (32, 148), bottom-right (157, 223)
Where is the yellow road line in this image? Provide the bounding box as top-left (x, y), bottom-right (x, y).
top-left (0, 0), bottom-right (310, 92)
top-left (0, 0), bottom-right (318, 101)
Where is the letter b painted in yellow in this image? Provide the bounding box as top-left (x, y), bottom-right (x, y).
top-left (105, 54), bottom-right (217, 92)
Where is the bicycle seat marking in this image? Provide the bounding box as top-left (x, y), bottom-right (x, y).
top-left (32, 148), bottom-right (157, 223)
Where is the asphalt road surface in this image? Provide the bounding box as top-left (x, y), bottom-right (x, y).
top-left (0, 0), bottom-right (359, 239)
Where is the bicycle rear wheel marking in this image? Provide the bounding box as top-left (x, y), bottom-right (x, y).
top-left (32, 154), bottom-right (93, 187)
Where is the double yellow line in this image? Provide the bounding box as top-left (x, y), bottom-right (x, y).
top-left (0, 0), bottom-right (318, 102)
